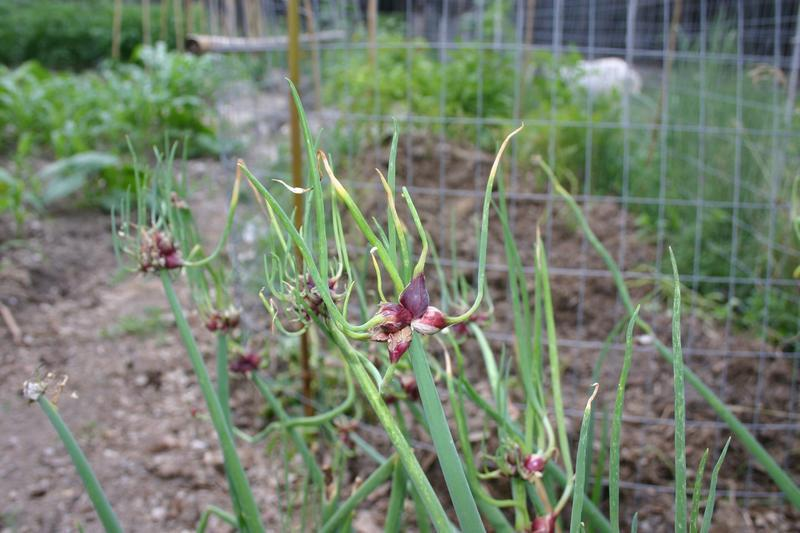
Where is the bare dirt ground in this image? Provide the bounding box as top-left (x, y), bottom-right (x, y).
top-left (1, 123), bottom-right (798, 531)
top-left (0, 161), bottom-right (291, 532)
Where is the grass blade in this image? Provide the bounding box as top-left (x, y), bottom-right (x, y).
top-left (384, 455), bottom-right (407, 532)
top-left (197, 505), bottom-right (238, 532)
top-left (321, 456), bottom-right (397, 533)
top-left (590, 408), bottom-right (609, 508)
top-left (216, 334), bottom-right (232, 429)
top-left (570, 383), bottom-right (600, 532)
top-left (536, 234), bottom-right (573, 482)
top-left (544, 164), bottom-right (800, 507)
top-left (700, 437), bottom-right (731, 533)
top-left (408, 339), bottom-right (485, 532)
top-left (251, 374), bottom-right (325, 486)
top-left (670, 247), bottom-right (687, 533)
top-left (609, 306), bottom-right (639, 532)
top-left (37, 397), bottom-right (123, 533)
top-left (161, 273), bottom-right (264, 533)
top-left (286, 79), bottom-right (328, 283)
top-left (689, 449), bottom-right (709, 533)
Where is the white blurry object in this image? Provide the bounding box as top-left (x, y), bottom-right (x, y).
top-left (560, 57), bottom-right (642, 96)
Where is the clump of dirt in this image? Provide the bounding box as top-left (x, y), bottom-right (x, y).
top-left (348, 133), bottom-right (799, 530)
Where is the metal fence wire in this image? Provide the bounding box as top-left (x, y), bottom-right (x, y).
top-left (209, 0), bottom-right (800, 522)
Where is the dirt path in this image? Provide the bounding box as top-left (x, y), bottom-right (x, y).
top-left (0, 162), bottom-right (285, 532)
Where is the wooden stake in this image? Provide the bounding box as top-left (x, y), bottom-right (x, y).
top-left (224, 0), bottom-right (236, 36)
top-left (185, 30), bottom-right (345, 54)
top-left (646, 0), bottom-right (683, 163)
top-left (288, 0), bottom-right (313, 416)
top-left (207, 0), bottom-right (217, 34)
top-left (173, 0), bottom-right (185, 50)
top-left (521, 0), bottom-right (537, 116)
top-left (159, 0), bottom-right (169, 43)
top-left (367, 0), bottom-right (377, 68)
top-left (242, 0), bottom-right (252, 37)
top-left (525, 0), bottom-right (536, 46)
top-left (302, 0), bottom-right (322, 108)
top-left (253, 0), bottom-right (263, 36)
top-left (142, 0), bottom-right (152, 46)
top-left (184, 0), bottom-right (193, 37)
top-left (112, 0), bottom-right (123, 60)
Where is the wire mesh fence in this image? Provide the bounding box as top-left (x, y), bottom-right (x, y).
top-left (207, 0), bottom-right (800, 522)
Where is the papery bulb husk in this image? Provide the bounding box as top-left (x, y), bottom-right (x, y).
top-left (163, 251), bottom-right (183, 269)
top-left (399, 274), bottom-right (430, 318)
top-left (229, 353), bottom-right (261, 374)
top-left (388, 328), bottom-right (412, 363)
top-left (520, 453), bottom-right (547, 479)
top-left (375, 302), bottom-right (413, 333)
top-left (411, 306), bottom-right (447, 335)
top-left (530, 515), bottom-right (555, 533)
top-left (400, 375), bottom-right (419, 401)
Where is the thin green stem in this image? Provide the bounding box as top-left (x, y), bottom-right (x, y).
top-left (570, 384), bottom-right (599, 532)
top-left (160, 272), bottom-right (264, 533)
top-left (251, 374), bottom-right (325, 487)
top-left (37, 397), bottom-right (122, 533)
top-left (216, 334), bottom-right (242, 529)
top-left (408, 338), bottom-right (485, 532)
top-left (689, 449), bottom-right (709, 533)
top-left (287, 80), bottom-right (328, 282)
top-left (700, 437), bottom-right (731, 533)
top-left (327, 329), bottom-right (453, 532)
top-left (470, 325), bottom-right (499, 395)
top-left (321, 456), bottom-right (398, 533)
top-left (385, 451), bottom-right (407, 532)
top-left (670, 248), bottom-right (688, 533)
top-left (448, 125), bottom-right (523, 323)
top-left (536, 235), bottom-right (573, 490)
top-left (216, 334), bottom-right (232, 429)
top-left (610, 306), bottom-right (640, 532)
top-left (197, 505), bottom-right (238, 532)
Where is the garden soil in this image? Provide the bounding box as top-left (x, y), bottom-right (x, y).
top-left (0, 136), bottom-right (797, 532)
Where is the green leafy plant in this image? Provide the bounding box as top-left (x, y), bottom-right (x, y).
top-left (0, 44), bottom-right (226, 218)
top-left (0, 0), bottom-right (180, 70)
top-left (26, 85), bottom-right (798, 532)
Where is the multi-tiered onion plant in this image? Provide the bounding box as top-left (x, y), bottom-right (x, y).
top-left (24, 82), bottom-right (799, 532)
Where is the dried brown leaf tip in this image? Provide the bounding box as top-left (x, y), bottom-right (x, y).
top-left (23, 371), bottom-right (69, 405)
